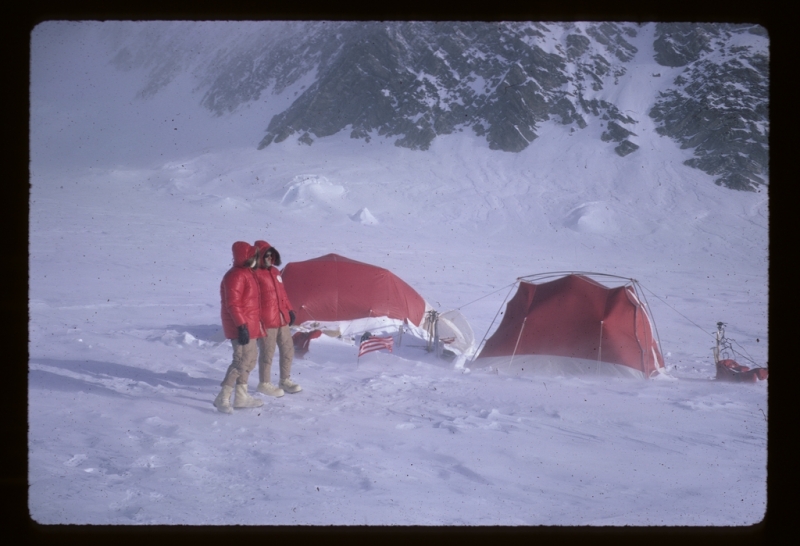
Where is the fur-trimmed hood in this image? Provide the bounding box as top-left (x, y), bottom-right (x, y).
top-left (254, 240), bottom-right (281, 267)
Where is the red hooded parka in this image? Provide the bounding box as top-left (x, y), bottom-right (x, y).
top-left (220, 241), bottom-right (263, 339)
top-left (254, 240), bottom-right (295, 328)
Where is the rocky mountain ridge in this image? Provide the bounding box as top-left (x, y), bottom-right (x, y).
top-left (114, 22), bottom-right (769, 191)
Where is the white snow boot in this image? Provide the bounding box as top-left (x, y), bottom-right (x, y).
top-left (213, 386), bottom-right (234, 414)
top-left (257, 382), bottom-right (285, 397)
top-left (279, 378), bottom-right (302, 394)
top-left (233, 384), bottom-right (264, 408)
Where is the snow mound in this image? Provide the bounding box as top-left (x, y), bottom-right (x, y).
top-left (280, 175), bottom-right (346, 208)
top-left (146, 330), bottom-right (211, 348)
top-left (563, 201), bottom-right (618, 234)
top-left (161, 162), bottom-right (198, 191)
top-left (350, 207), bottom-right (379, 225)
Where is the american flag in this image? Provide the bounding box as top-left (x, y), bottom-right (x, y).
top-left (358, 332), bottom-right (394, 357)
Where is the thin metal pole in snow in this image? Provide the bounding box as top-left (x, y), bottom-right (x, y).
top-left (434, 317), bottom-right (441, 358)
top-left (714, 322), bottom-right (724, 365)
top-left (356, 332), bottom-right (366, 369)
top-left (425, 310), bottom-right (439, 353)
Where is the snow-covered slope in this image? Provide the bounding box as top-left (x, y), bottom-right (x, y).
top-left (28, 21), bottom-right (768, 526)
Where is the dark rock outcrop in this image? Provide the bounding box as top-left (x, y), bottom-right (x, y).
top-left (650, 23), bottom-right (768, 190)
top-left (202, 22), bottom-right (643, 155)
top-left (112, 21), bottom-right (768, 191)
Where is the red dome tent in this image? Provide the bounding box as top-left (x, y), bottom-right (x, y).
top-left (281, 253), bottom-right (428, 327)
top-left (470, 273), bottom-right (665, 379)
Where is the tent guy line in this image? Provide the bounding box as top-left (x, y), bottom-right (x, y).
top-left (452, 281), bottom-right (517, 312)
top-left (640, 284), bottom-right (715, 339)
top-left (469, 282), bottom-right (519, 362)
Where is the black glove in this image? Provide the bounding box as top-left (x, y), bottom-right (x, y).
top-left (288, 310), bottom-right (296, 326)
top-left (237, 324), bottom-right (250, 345)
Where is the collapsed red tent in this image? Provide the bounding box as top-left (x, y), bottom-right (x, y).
top-left (470, 273), bottom-right (665, 379)
top-left (716, 359), bottom-right (768, 382)
top-left (712, 323), bottom-right (767, 382)
top-left (281, 253), bottom-right (428, 327)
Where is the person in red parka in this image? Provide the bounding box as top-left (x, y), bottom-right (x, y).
top-left (213, 241), bottom-right (265, 413)
top-left (253, 240), bottom-right (301, 395)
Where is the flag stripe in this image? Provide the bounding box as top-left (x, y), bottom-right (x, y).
top-left (358, 336), bottom-right (394, 357)
top-left (358, 341), bottom-right (393, 356)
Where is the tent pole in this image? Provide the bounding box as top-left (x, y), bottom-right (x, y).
top-left (471, 281), bottom-right (518, 364)
top-left (507, 316), bottom-right (527, 373)
top-left (596, 320), bottom-right (604, 373)
top-left (633, 280), bottom-right (666, 370)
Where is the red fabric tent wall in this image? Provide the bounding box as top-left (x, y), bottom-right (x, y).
top-left (281, 254), bottom-right (427, 326)
top-left (475, 274), bottom-right (664, 377)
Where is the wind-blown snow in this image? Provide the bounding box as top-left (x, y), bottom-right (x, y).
top-left (28, 21), bottom-right (768, 526)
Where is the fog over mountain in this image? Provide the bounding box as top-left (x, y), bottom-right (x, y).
top-left (99, 21), bottom-right (768, 191)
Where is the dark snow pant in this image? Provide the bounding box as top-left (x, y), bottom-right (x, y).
top-left (220, 338), bottom-right (258, 387)
top-left (258, 325), bottom-right (295, 383)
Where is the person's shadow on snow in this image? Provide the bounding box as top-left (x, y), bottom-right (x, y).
top-left (29, 358), bottom-right (219, 407)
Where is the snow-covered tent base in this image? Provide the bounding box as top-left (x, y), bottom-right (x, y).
top-left (292, 313), bottom-right (474, 358)
top-left (294, 316), bottom-right (429, 342)
top-left (476, 354), bottom-right (654, 379)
